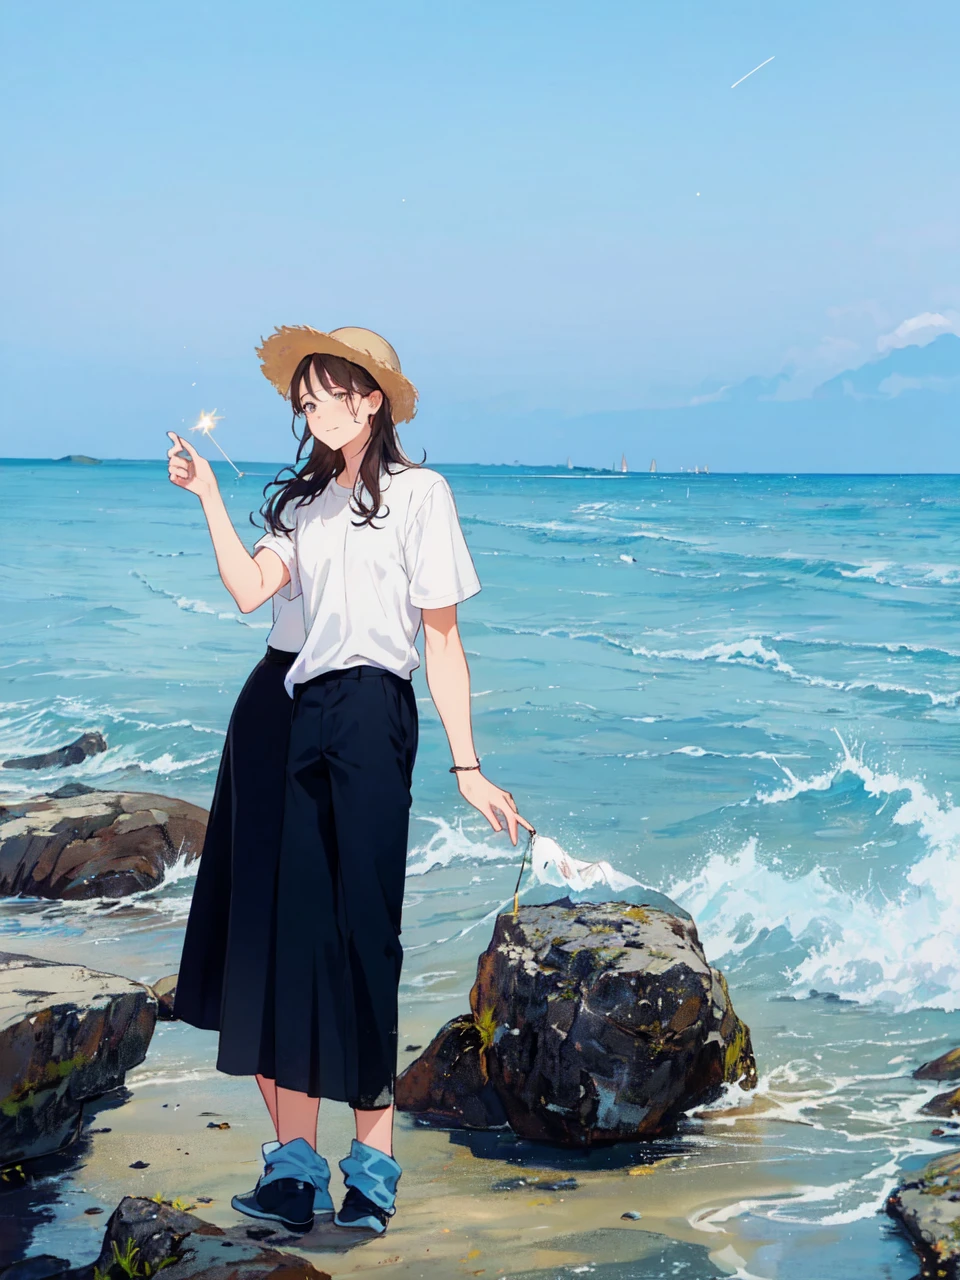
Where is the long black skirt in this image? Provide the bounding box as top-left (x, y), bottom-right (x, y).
top-left (174, 653), bottom-right (418, 1110)
top-left (174, 646), bottom-right (296, 1074)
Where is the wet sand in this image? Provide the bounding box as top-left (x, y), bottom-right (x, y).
top-left (7, 923), bottom-right (924, 1280)
top-left (16, 1029), bottom-right (801, 1280)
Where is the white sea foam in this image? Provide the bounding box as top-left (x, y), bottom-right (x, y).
top-left (707, 1245), bottom-right (770, 1280)
top-left (467, 514), bottom-right (698, 545)
top-left (49, 695), bottom-right (226, 738)
top-left (486, 623), bottom-right (960, 706)
top-left (135, 750), bottom-right (221, 776)
top-left (158, 849), bottom-right (202, 887)
top-left (838, 561), bottom-right (894, 582)
top-left (669, 746), bottom-right (803, 763)
top-left (130, 569), bottom-right (264, 627)
top-left (772, 632), bottom-right (960, 661)
top-left (670, 735), bottom-right (960, 1012)
top-left (405, 816), bottom-right (510, 877)
top-left (125, 1068), bottom-right (221, 1089)
top-left (688, 1062), bottom-right (941, 1230)
top-left (59, 742), bottom-right (221, 780)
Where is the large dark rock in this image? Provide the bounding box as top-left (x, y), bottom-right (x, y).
top-left (0, 1196), bottom-right (332, 1280)
top-left (916, 1048), bottom-right (960, 1082)
top-left (3, 734), bottom-right (107, 772)
top-left (887, 1150), bottom-right (960, 1279)
top-left (399, 899), bottom-right (757, 1147)
top-left (395, 1015), bottom-right (508, 1129)
top-left (0, 952), bottom-right (157, 1165)
top-left (0, 790), bottom-right (207, 899)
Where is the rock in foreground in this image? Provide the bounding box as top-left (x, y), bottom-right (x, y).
top-left (1, 952), bottom-right (157, 1164)
top-left (888, 1150), bottom-right (960, 1279)
top-left (398, 899), bottom-right (757, 1146)
top-left (0, 1197), bottom-right (331, 1280)
top-left (0, 789), bottom-right (206, 899)
top-left (2, 733), bottom-right (107, 772)
top-left (395, 1015), bottom-right (508, 1129)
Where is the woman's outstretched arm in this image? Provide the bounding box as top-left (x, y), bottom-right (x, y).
top-left (167, 432), bottom-right (289, 613)
top-left (422, 603), bottom-right (534, 846)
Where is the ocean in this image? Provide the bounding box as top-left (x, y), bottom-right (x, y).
top-left (2, 457), bottom-right (959, 1278)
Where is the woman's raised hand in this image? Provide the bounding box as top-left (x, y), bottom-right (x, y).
top-left (167, 432), bottom-right (218, 500)
top-left (455, 771), bottom-right (535, 846)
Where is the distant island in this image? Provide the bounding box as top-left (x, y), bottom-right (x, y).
top-left (55, 454), bottom-right (101, 465)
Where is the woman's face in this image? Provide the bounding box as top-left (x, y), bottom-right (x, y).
top-left (299, 375), bottom-right (383, 453)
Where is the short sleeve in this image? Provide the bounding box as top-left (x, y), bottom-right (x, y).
top-left (254, 526), bottom-right (300, 600)
top-left (406, 478), bottom-right (481, 609)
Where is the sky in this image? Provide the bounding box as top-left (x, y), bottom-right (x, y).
top-left (2, 0), bottom-right (959, 466)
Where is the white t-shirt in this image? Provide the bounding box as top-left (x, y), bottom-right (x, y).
top-left (265, 592), bottom-right (306, 654)
top-left (255, 466), bottom-right (480, 693)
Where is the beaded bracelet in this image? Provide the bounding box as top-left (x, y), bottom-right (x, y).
top-left (449, 760), bottom-right (481, 773)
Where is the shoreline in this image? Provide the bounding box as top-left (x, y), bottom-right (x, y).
top-left (2, 852), bottom-right (944, 1280)
top-left (20, 1073), bottom-right (797, 1280)
top-left (2, 912), bottom-right (784, 1280)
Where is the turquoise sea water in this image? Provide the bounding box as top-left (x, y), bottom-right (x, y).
top-left (3, 458), bottom-right (960, 1277)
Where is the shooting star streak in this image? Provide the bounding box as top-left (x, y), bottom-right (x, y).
top-left (731, 55), bottom-right (775, 89)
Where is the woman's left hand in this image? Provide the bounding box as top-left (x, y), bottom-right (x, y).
top-left (456, 771), bottom-right (534, 845)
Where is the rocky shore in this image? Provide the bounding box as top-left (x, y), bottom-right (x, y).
top-left (397, 898), bottom-right (757, 1145)
top-left (0, 786), bottom-right (207, 900)
top-left (0, 778), bottom-right (208, 1169)
top-left (0, 1196), bottom-right (331, 1280)
top-left (0, 952), bottom-right (158, 1165)
top-left (0, 773), bottom-right (768, 1274)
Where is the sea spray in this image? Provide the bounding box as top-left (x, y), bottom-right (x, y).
top-left (670, 734), bottom-right (960, 1012)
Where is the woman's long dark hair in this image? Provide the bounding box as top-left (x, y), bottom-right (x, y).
top-left (259, 352), bottom-right (417, 534)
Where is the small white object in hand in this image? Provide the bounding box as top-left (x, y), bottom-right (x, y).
top-left (531, 834), bottom-right (640, 893)
top-left (189, 409), bottom-right (244, 478)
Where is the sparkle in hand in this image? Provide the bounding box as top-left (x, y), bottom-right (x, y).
top-left (190, 409), bottom-right (243, 478)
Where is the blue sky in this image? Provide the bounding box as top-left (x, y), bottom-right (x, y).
top-left (2, 1), bottom-right (958, 466)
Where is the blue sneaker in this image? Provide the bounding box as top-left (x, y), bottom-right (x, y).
top-left (232, 1137), bottom-right (334, 1226)
top-left (333, 1140), bottom-right (401, 1235)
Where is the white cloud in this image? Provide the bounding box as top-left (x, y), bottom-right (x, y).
top-left (877, 311), bottom-right (960, 353)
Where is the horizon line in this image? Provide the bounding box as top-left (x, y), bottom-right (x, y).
top-left (1, 456), bottom-right (958, 478)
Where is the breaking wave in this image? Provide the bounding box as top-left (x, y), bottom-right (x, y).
top-left (483, 625), bottom-right (960, 707)
top-left (670, 735), bottom-right (960, 1012)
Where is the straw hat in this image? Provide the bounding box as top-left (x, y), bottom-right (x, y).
top-left (256, 325), bottom-right (418, 423)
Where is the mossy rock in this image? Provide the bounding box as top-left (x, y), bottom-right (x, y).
top-left (888, 1150), bottom-right (960, 1279)
top-left (395, 1015), bottom-right (508, 1130)
top-left (400, 899), bottom-right (757, 1148)
top-left (1, 953), bottom-right (157, 1165)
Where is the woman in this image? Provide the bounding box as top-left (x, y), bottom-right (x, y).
top-left (167, 325), bottom-right (532, 1237)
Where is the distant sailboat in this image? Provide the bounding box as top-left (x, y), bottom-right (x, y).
top-left (704, 464), bottom-right (710, 474)
top-left (620, 454), bottom-right (628, 473)
top-left (694, 465), bottom-right (700, 474)
top-left (567, 457), bottom-right (573, 470)
top-left (649, 459), bottom-right (657, 473)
